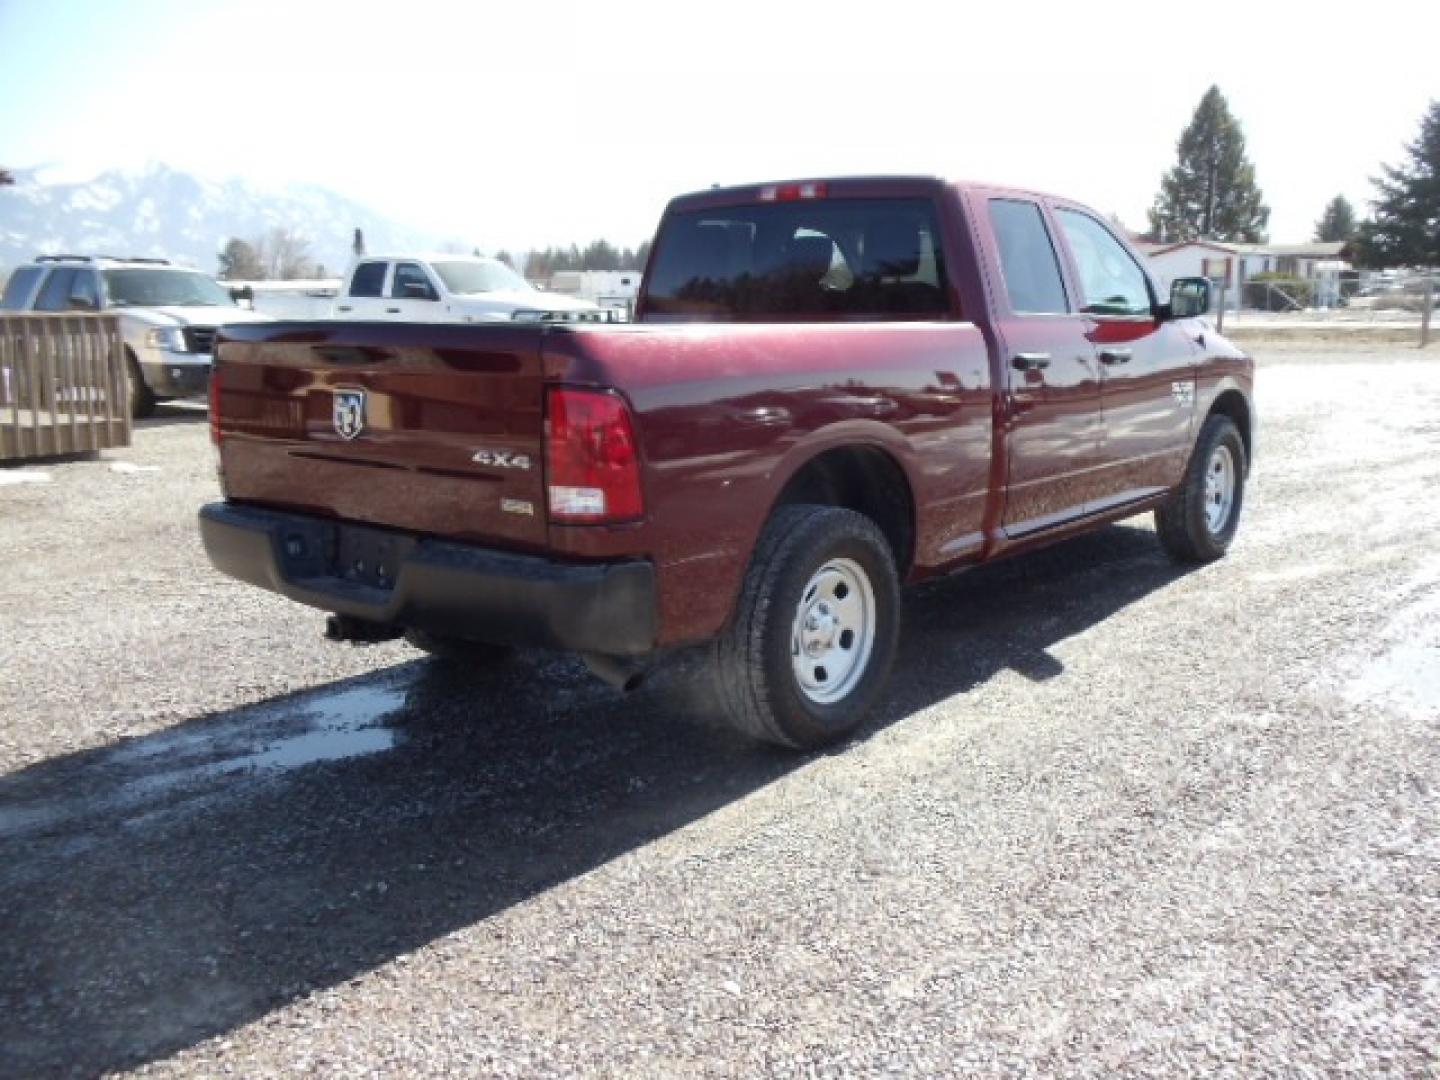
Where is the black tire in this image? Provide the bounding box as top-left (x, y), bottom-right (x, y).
top-left (126, 352), bottom-right (156, 419)
top-left (1156, 414), bottom-right (1247, 563)
top-left (403, 628), bottom-right (514, 666)
top-left (713, 504), bottom-right (900, 749)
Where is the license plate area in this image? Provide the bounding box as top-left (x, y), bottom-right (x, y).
top-left (324, 522), bottom-right (417, 592)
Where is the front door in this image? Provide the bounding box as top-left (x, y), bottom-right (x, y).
top-left (984, 197), bottom-right (1105, 535)
top-left (387, 262), bottom-right (442, 321)
top-left (1052, 207), bottom-right (1198, 510)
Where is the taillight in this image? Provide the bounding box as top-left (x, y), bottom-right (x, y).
top-left (208, 366), bottom-right (222, 446)
top-left (546, 387), bottom-right (643, 523)
top-left (758, 181), bottom-right (827, 202)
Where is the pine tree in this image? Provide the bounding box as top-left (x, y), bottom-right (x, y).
top-left (1313, 196), bottom-right (1357, 242)
top-left (1354, 101), bottom-right (1440, 268)
top-left (217, 238), bottom-right (264, 280)
top-left (582, 239), bottom-right (621, 271)
top-left (1147, 86), bottom-right (1269, 243)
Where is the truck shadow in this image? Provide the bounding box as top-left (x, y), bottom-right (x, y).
top-left (0, 523), bottom-right (1188, 1075)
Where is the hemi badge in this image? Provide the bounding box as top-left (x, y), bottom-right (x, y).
top-left (501, 498), bottom-right (535, 516)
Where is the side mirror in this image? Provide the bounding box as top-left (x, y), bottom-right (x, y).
top-left (402, 281), bottom-right (434, 300)
top-left (1167, 277), bottom-right (1211, 319)
top-left (67, 295), bottom-right (98, 312)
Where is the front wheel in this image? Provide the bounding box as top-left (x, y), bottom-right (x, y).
top-left (712, 505), bottom-right (900, 749)
top-left (1156, 414), bottom-right (1247, 562)
top-left (126, 352), bottom-right (156, 419)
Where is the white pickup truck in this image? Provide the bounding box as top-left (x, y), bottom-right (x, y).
top-left (331, 254), bottom-right (601, 322)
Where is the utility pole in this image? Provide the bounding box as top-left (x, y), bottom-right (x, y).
top-left (1422, 274), bottom-right (1434, 348)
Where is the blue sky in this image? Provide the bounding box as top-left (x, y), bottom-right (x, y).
top-left (1, 0), bottom-right (1435, 248)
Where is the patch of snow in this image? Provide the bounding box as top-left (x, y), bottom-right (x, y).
top-left (0, 470), bottom-right (52, 486)
top-left (69, 185), bottom-right (123, 212)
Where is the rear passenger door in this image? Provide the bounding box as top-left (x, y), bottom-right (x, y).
top-left (1051, 207), bottom-right (1197, 509)
top-left (983, 196), bottom-right (1105, 535)
top-left (336, 260), bottom-right (391, 318)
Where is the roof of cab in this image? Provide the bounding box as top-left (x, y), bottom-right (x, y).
top-left (28, 254), bottom-right (183, 269)
top-left (665, 175), bottom-right (1083, 212)
top-left (351, 253), bottom-right (506, 264)
top-left (668, 175), bottom-right (948, 210)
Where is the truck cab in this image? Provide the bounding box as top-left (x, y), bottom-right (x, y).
top-left (332, 254), bottom-right (602, 323)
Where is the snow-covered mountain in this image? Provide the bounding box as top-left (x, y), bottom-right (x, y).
top-left (0, 163), bottom-right (445, 276)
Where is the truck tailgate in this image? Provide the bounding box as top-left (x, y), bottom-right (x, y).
top-left (213, 322), bottom-right (549, 550)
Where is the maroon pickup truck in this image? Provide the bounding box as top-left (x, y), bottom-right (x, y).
top-left (201, 176), bottom-right (1253, 748)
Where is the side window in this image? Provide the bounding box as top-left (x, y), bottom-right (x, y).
top-left (0, 265), bottom-right (45, 310)
top-left (70, 270), bottom-right (101, 311)
top-left (349, 261), bottom-right (388, 298)
top-left (988, 200), bottom-right (1068, 315)
top-left (391, 262), bottom-right (437, 300)
top-left (34, 268), bottom-right (77, 312)
top-left (1055, 209), bottom-right (1152, 316)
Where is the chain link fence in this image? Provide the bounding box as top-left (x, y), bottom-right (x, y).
top-left (1216, 271), bottom-right (1436, 346)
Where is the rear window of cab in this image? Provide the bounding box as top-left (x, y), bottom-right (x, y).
top-left (644, 198), bottom-right (952, 322)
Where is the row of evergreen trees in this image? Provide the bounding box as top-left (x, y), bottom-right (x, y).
top-left (211, 231), bottom-right (652, 282)
top-left (1147, 87), bottom-right (1439, 268)
top-left (521, 239), bottom-right (651, 278)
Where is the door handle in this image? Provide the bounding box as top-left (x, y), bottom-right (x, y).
top-left (1011, 352), bottom-right (1051, 372)
top-left (1098, 348), bottom-right (1133, 365)
top-left (336, 305), bottom-right (353, 313)
top-left (385, 307), bottom-right (401, 314)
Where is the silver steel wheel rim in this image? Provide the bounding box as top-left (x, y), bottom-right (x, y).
top-left (1204, 444), bottom-right (1236, 535)
top-left (790, 557), bottom-right (876, 705)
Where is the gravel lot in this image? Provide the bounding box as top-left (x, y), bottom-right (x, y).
top-left (2, 342), bottom-right (1437, 1077)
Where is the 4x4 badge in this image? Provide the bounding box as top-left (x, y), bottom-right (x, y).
top-left (472, 449), bottom-right (532, 469)
top-left (333, 388), bottom-right (367, 440)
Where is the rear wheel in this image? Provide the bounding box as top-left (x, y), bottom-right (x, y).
top-left (126, 351), bottom-right (156, 419)
top-left (713, 504), bottom-right (900, 749)
top-left (403, 628), bottom-right (514, 666)
top-left (1156, 414), bottom-right (1246, 562)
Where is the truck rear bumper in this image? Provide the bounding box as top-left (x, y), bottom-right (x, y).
top-left (198, 502), bottom-right (657, 656)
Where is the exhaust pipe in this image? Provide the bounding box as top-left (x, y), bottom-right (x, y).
top-left (582, 652), bottom-right (649, 693)
top-left (325, 614), bottom-right (402, 645)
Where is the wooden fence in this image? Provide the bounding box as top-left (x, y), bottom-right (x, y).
top-left (0, 314), bottom-right (132, 462)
